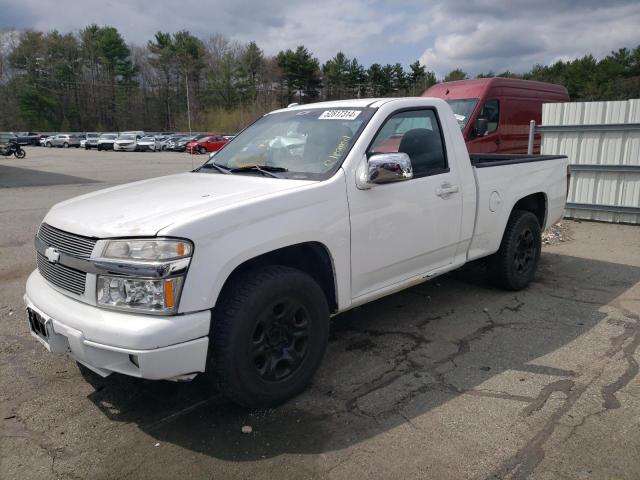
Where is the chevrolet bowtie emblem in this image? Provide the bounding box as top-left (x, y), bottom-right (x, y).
top-left (44, 246), bottom-right (60, 263)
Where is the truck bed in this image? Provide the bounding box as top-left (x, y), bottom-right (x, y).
top-left (470, 154), bottom-right (567, 168)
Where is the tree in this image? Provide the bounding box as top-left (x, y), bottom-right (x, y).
top-left (444, 68), bottom-right (468, 82)
top-left (390, 63), bottom-right (407, 93)
top-left (9, 30), bottom-right (82, 129)
top-left (80, 25), bottom-right (135, 129)
top-left (276, 46), bottom-right (321, 104)
top-left (346, 58), bottom-right (367, 97)
top-left (322, 51), bottom-right (350, 99)
top-left (148, 30), bottom-right (204, 129)
top-left (239, 41), bottom-right (265, 102)
top-left (366, 63), bottom-right (383, 96)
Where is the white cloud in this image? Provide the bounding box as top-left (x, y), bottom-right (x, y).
top-left (418, 1), bottom-right (640, 77)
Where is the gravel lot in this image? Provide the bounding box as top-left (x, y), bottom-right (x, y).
top-left (1, 147), bottom-right (639, 479)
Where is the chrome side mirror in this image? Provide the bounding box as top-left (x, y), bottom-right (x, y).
top-left (356, 153), bottom-right (413, 189)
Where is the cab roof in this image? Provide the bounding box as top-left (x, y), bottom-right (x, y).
top-left (270, 97), bottom-right (434, 114)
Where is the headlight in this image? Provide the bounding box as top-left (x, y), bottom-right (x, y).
top-left (102, 238), bottom-right (192, 261)
top-left (97, 276), bottom-right (183, 313)
top-left (94, 238), bottom-right (193, 313)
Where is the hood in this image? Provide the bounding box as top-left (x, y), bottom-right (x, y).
top-left (44, 172), bottom-right (314, 238)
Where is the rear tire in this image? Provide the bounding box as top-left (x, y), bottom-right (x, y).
top-left (488, 209), bottom-right (541, 290)
top-left (209, 265), bottom-right (329, 408)
top-left (63, 142), bottom-right (68, 148)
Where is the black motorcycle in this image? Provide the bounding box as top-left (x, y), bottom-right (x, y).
top-left (0, 140), bottom-right (26, 159)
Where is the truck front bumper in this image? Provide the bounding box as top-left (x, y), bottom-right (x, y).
top-left (24, 271), bottom-right (210, 381)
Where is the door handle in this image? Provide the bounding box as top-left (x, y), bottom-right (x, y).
top-left (436, 184), bottom-right (459, 198)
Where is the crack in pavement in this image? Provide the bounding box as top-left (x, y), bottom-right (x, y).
top-left (601, 315), bottom-right (640, 410)
top-left (485, 311), bottom-right (640, 480)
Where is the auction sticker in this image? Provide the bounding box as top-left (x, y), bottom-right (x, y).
top-left (319, 110), bottom-right (361, 120)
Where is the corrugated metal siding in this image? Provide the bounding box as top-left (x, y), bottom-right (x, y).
top-left (541, 99), bottom-right (640, 224)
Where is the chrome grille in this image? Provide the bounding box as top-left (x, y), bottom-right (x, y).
top-left (36, 253), bottom-right (86, 295)
top-left (37, 223), bottom-right (97, 259)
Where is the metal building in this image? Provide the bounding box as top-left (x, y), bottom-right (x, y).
top-left (540, 99), bottom-right (640, 224)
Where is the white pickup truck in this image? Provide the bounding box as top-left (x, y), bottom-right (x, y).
top-left (25, 98), bottom-right (569, 407)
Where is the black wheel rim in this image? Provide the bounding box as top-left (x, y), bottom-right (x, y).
top-left (250, 298), bottom-right (310, 381)
top-left (514, 228), bottom-right (535, 274)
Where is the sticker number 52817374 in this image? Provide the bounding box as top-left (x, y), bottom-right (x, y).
top-left (318, 110), bottom-right (361, 120)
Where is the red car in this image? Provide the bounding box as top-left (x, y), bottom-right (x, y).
top-left (186, 135), bottom-right (229, 154)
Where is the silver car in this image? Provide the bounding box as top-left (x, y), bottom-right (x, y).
top-left (47, 134), bottom-right (81, 148)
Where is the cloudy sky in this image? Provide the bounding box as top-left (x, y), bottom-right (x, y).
top-left (1, 0), bottom-right (639, 76)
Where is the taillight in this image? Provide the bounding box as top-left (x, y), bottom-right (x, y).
top-left (566, 166), bottom-right (571, 199)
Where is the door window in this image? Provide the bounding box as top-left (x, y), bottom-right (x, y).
top-left (479, 100), bottom-right (499, 133)
top-left (369, 109), bottom-right (447, 178)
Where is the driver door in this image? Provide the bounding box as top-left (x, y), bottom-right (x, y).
top-left (468, 99), bottom-right (501, 153)
top-left (347, 108), bottom-right (463, 299)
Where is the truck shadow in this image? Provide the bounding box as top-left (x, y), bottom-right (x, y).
top-left (85, 252), bottom-right (639, 464)
top-left (0, 164), bottom-right (98, 188)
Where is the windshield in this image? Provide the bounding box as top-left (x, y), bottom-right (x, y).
top-left (100, 134), bottom-right (117, 140)
top-left (118, 134), bottom-right (135, 141)
top-left (87, 133), bottom-right (99, 138)
top-left (200, 107), bottom-right (374, 180)
top-left (446, 99), bottom-right (479, 129)
top-left (141, 136), bottom-right (155, 141)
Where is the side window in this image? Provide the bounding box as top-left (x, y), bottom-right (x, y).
top-left (368, 109), bottom-right (447, 178)
top-left (479, 99), bottom-right (499, 133)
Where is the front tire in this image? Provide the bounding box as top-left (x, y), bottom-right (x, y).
top-left (63, 142), bottom-right (69, 148)
top-left (488, 210), bottom-right (541, 290)
top-left (210, 265), bottom-right (329, 407)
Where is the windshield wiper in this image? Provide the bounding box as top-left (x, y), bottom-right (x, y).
top-left (229, 165), bottom-right (288, 178)
top-left (198, 163), bottom-right (232, 174)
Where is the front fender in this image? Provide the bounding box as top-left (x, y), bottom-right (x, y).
top-left (162, 171), bottom-right (352, 314)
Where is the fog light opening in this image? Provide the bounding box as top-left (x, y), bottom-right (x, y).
top-left (129, 354), bottom-right (139, 368)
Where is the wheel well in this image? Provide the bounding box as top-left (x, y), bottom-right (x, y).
top-left (223, 242), bottom-right (338, 313)
top-left (512, 193), bottom-right (546, 227)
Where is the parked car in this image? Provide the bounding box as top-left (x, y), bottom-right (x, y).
top-left (40, 135), bottom-right (55, 147)
top-left (113, 133), bottom-right (141, 152)
top-left (24, 98), bottom-right (569, 407)
top-left (137, 136), bottom-right (159, 152)
top-left (97, 133), bottom-right (118, 151)
top-left (14, 132), bottom-right (40, 146)
top-left (155, 135), bottom-right (168, 145)
top-left (186, 134), bottom-right (229, 154)
top-left (163, 135), bottom-right (186, 151)
top-left (422, 77), bottom-right (569, 154)
top-left (47, 134), bottom-right (81, 148)
top-left (172, 135), bottom-right (197, 152)
top-left (84, 133), bottom-right (100, 150)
